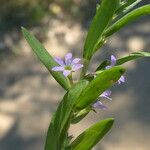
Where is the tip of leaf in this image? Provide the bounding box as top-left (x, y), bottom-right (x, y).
top-left (21, 26), bottom-right (25, 30)
top-left (112, 66), bottom-right (126, 75)
top-left (104, 118), bottom-right (114, 126)
top-left (105, 117), bottom-right (114, 122)
top-left (21, 27), bottom-right (27, 34)
top-left (119, 68), bottom-right (126, 74)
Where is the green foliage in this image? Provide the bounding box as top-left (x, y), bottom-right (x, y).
top-left (105, 4), bottom-right (150, 37)
top-left (22, 27), bottom-right (71, 90)
top-left (83, 0), bottom-right (119, 60)
top-left (44, 81), bottom-right (88, 150)
top-left (69, 118), bottom-right (114, 150)
top-left (21, 0), bottom-right (150, 149)
top-left (117, 52), bottom-right (150, 65)
top-left (116, 0), bottom-right (142, 14)
top-left (96, 52), bottom-right (150, 71)
top-left (71, 108), bottom-right (91, 124)
top-left (76, 67), bottom-right (125, 110)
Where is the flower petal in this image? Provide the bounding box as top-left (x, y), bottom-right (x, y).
top-left (71, 58), bottom-right (81, 64)
top-left (100, 90), bottom-right (112, 100)
top-left (54, 57), bottom-right (65, 66)
top-left (118, 75), bottom-right (126, 84)
top-left (52, 66), bottom-right (64, 71)
top-left (105, 65), bottom-right (112, 69)
top-left (65, 53), bottom-right (72, 65)
top-left (93, 101), bottom-right (107, 110)
top-left (63, 70), bottom-right (71, 77)
top-left (72, 64), bottom-right (83, 71)
top-left (102, 90), bottom-right (111, 97)
top-left (111, 55), bottom-right (117, 66)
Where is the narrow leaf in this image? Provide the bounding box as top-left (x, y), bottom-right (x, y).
top-left (117, 52), bottom-right (150, 65)
top-left (104, 4), bottom-right (150, 37)
top-left (83, 0), bottom-right (119, 60)
top-left (96, 60), bottom-right (110, 71)
top-left (44, 80), bottom-right (88, 150)
top-left (123, 0), bottom-right (142, 13)
top-left (116, 0), bottom-right (142, 14)
top-left (71, 107), bottom-right (91, 124)
top-left (75, 66), bottom-right (125, 110)
top-left (96, 52), bottom-right (150, 72)
top-left (21, 27), bottom-right (70, 90)
top-left (70, 118), bottom-right (114, 150)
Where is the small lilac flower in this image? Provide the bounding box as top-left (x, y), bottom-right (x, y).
top-left (106, 55), bottom-right (125, 84)
top-left (118, 75), bottom-right (125, 84)
top-left (100, 90), bottom-right (112, 100)
top-left (105, 55), bottom-right (117, 69)
top-left (93, 101), bottom-right (107, 110)
top-left (52, 53), bottom-right (83, 77)
top-left (93, 90), bottom-right (112, 110)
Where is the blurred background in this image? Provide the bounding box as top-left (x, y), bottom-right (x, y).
top-left (0, 0), bottom-right (150, 150)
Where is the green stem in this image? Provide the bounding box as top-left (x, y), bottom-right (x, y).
top-left (80, 59), bottom-right (90, 79)
top-left (68, 73), bottom-right (73, 85)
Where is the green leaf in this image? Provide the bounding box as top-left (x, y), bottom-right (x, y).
top-left (75, 66), bottom-right (125, 110)
top-left (70, 118), bottom-right (114, 150)
top-left (117, 52), bottom-right (150, 65)
top-left (83, 0), bottom-right (119, 60)
top-left (71, 107), bottom-right (91, 124)
top-left (21, 27), bottom-right (71, 90)
top-left (124, 0), bottom-right (142, 13)
top-left (44, 80), bottom-right (89, 150)
top-left (116, 0), bottom-right (142, 14)
top-left (96, 52), bottom-right (150, 72)
top-left (96, 60), bottom-right (110, 71)
top-left (104, 4), bottom-right (150, 37)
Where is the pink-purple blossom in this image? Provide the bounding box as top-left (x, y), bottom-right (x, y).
top-left (106, 55), bottom-right (125, 84)
top-left (52, 53), bottom-right (83, 77)
top-left (93, 90), bottom-right (112, 110)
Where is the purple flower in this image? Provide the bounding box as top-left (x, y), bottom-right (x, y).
top-left (100, 90), bottom-right (112, 100)
top-left (93, 101), bottom-right (107, 110)
top-left (52, 53), bottom-right (83, 77)
top-left (93, 90), bottom-right (112, 110)
top-left (106, 55), bottom-right (125, 84)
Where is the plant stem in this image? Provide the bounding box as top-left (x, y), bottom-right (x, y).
top-left (80, 59), bottom-right (90, 79)
top-left (68, 73), bottom-right (73, 85)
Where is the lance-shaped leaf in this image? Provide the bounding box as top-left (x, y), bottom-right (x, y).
top-left (96, 52), bottom-right (150, 72)
top-left (96, 60), bottom-right (110, 71)
top-left (123, 0), bottom-right (142, 13)
top-left (71, 107), bottom-right (91, 124)
top-left (44, 80), bottom-right (88, 150)
top-left (117, 52), bottom-right (150, 65)
top-left (76, 66), bottom-right (125, 110)
top-left (104, 4), bottom-right (150, 37)
top-left (21, 27), bottom-right (70, 90)
top-left (69, 118), bottom-right (114, 150)
top-left (83, 0), bottom-right (119, 60)
top-left (116, 0), bottom-right (142, 14)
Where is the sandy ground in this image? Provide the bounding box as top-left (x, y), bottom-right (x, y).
top-left (0, 13), bottom-right (150, 150)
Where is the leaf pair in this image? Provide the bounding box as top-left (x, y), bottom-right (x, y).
top-left (76, 66), bottom-right (125, 110)
top-left (44, 81), bottom-right (89, 150)
top-left (44, 66), bottom-right (125, 150)
top-left (105, 4), bottom-right (150, 37)
top-left (22, 27), bottom-right (125, 149)
top-left (83, 0), bottom-right (150, 61)
top-left (67, 67), bottom-right (125, 149)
